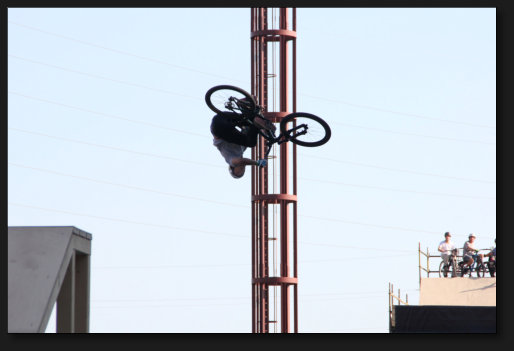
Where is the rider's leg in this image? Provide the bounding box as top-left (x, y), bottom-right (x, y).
top-left (442, 254), bottom-right (450, 266)
top-left (463, 255), bottom-right (473, 267)
top-left (461, 255), bottom-right (473, 276)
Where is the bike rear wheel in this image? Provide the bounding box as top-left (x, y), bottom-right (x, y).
top-left (476, 263), bottom-right (486, 277)
top-left (280, 112), bottom-right (331, 147)
top-left (205, 85), bottom-right (256, 116)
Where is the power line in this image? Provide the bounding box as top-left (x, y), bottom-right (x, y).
top-left (9, 19), bottom-right (495, 130)
top-left (9, 54), bottom-right (202, 100)
top-left (8, 162), bottom-right (245, 209)
top-left (10, 89), bottom-right (493, 185)
top-left (9, 128), bottom-right (218, 167)
top-left (91, 294), bottom-right (393, 310)
top-left (299, 152), bottom-right (495, 184)
top-left (329, 120), bottom-right (495, 145)
top-left (301, 215), bottom-right (440, 235)
top-left (92, 253), bottom-right (417, 270)
top-left (299, 176), bottom-right (495, 200)
top-left (92, 289), bottom-right (408, 303)
top-left (300, 92), bottom-right (495, 130)
top-left (8, 19), bottom-right (248, 85)
top-left (9, 55), bottom-right (496, 162)
top-left (8, 91), bottom-right (209, 138)
top-left (9, 162), bottom-right (494, 238)
top-left (9, 127), bottom-right (494, 199)
top-left (300, 215), bottom-right (494, 240)
top-left (8, 108), bottom-right (494, 185)
top-left (10, 199), bottom-right (492, 244)
top-left (8, 202), bottom-right (247, 239)
top-left (299, 242), bottom-right (416, 253)
top-left (11, 51), bottom-right (495, 136)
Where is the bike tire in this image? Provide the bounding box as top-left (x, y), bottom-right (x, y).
top-left (476, 264), bottom-right (486, 278)
top-left (457, 261), bottom-right (464, 277)
top-left (460, 263), bottom-right (471, 277)
top-left (280, 112), bottom-right (331, 147)
top-left (488, 261), bottom-right (496, 277)
top-left (205, 85), bottom-right (256, 116)
top-left (438, 261), bottom-right (447, 278)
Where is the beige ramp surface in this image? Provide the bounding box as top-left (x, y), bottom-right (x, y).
top-left (419, 277), bottom-right (496, 306)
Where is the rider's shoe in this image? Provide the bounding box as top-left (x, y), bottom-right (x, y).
top-left (256, 159), bottom-right (267, 168)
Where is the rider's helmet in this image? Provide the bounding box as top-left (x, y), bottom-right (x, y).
top-left (469, 233), bottom-right (476, 238)
top-left (229, 165), bottom-right (245, 179)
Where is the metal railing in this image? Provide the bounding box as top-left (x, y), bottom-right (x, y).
top-left (388, 282), bottom-right (408, 332)
top-left (418, 242), bottom-right (461, 284)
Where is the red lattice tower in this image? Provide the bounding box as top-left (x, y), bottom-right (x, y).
top-left (251, 8), bottom-right (298, 333)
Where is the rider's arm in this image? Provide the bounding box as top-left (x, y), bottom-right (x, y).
top-left (231, 157), bottom-right (260, 167)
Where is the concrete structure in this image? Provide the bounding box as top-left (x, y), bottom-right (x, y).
top-left (8, 226), bottom-right (92, 333)
top-left (389, 277), bottom-right (496, 333)
top-left (419, 277), bottom-right (496, 306)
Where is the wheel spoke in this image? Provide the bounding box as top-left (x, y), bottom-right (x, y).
top-left (210, 90), bottom-right (247, 113)
top-left (205, 85), bottom-right (256, 116)
top-left (280, 113), bottom-right (331, 147)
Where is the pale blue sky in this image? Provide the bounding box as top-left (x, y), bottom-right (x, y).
top-left (8, 8), bottom-right (495, 333)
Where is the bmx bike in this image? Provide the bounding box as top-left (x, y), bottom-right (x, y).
top-left (205, 85), bottom-right (331, 158)
top-left (438, 248), bottom-right (460, 278)
top-left (459, 249), bottom-right (488, 277)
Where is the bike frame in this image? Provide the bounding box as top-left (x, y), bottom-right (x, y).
top-left (460, 250), bottom-right (487, 277)
top-left (232, 98), bottom-right (308, 158)
top-left (441, 249), bottom-right (459, 277)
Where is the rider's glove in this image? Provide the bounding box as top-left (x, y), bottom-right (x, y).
top-left (256, 159), bottom-right (267, 168)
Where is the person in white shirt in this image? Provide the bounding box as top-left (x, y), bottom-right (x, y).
top-left (438, 232), bottom-right (456, 268)
top-left (461, 233), bottom-right (483, 275)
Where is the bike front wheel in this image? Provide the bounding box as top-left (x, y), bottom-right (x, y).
top-left (205, 85), bottom-right (256, 116)
top-left (460, 263), bottom-right (472, 277)
top-left (280, 112), bottom-right (331, 147)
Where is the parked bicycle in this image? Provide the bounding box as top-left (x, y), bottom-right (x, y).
top-left (459, 249), bottom-right (488, 277)
top-left (438, 248), bottom-right (460, 278)
top-left (205, 85), bottom-right (331, 158)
